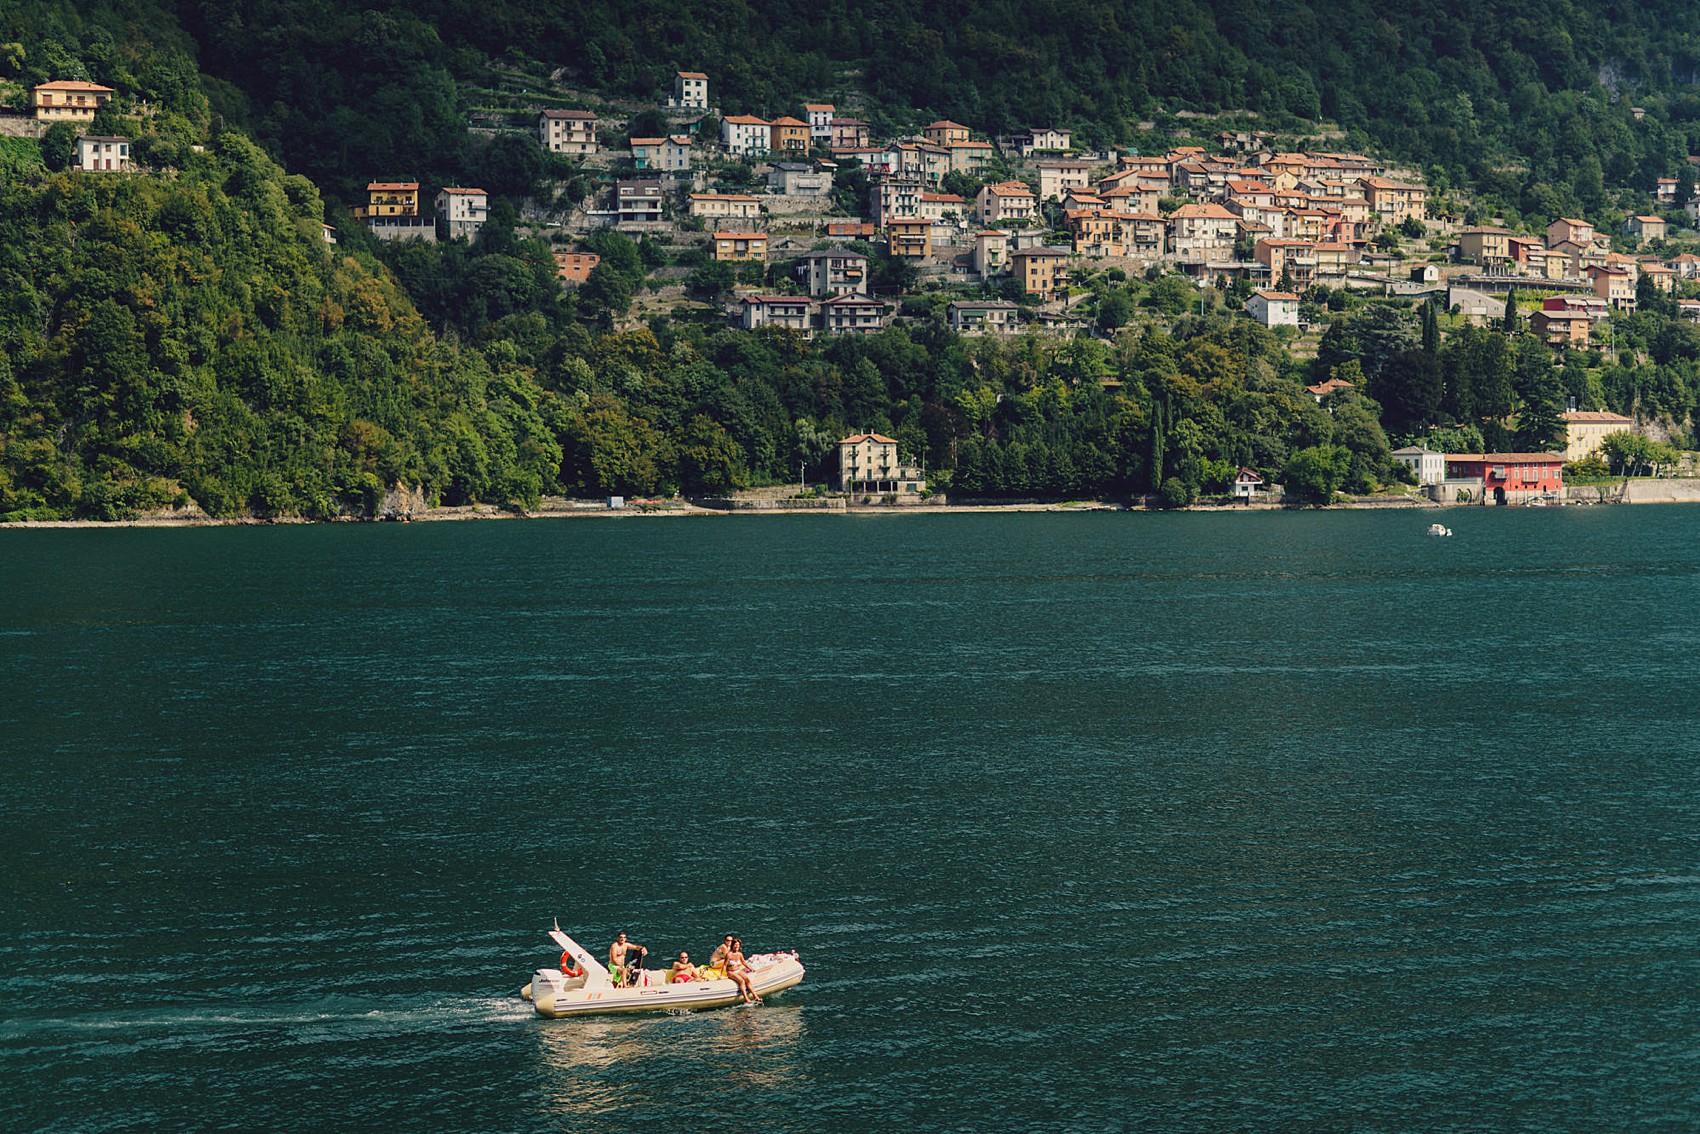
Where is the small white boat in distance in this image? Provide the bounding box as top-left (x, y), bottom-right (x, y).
top-left (1427, 523), bottom-right (1452, 537)
top-left (521, 925), bottom-right (805, 1018)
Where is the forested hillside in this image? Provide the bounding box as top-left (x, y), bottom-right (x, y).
top-left (0, 131), bottom-right (575, 519)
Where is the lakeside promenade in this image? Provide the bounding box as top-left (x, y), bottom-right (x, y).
top-left (8, 476), bottom-right (1700, 526)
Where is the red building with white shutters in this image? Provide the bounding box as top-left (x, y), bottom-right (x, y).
top-left (1445, 453), bottom-right (1564, 504)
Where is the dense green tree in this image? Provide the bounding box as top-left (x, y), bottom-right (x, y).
top-left (1599, 431), bottom-right (1675, 476)
top-left (1371, 349), bottom-right (1443, 436)
top-left (626, 109), bottom-right (668, 141)
top-left (39, 123), bottom-right (75, 171)
top-left (1281, 445), bottom-right (1350, 504)
top-left (1148, 275), bottom-right (1197, 316)
top-left (560, 393), bottom-right (669, 496)
top-left (1511, 337), bottom-right (1566, 452)
top-left (1329, 395), bottom-right (1393, 492)
top-left (675, 414), bottom-right (746, 495)
top-left (686, 261), bottom-right (736, 305)
top-left (578, 261), bottom-right (634, 322)
top-left (1096, 290), bottom-right (1133, 333)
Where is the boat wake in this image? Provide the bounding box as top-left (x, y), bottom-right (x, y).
top-left (0, 994), bottom-right (532, 1049)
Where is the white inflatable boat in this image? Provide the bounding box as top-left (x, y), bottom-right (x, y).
top-left (520, 925), bottom-right (805, 1018)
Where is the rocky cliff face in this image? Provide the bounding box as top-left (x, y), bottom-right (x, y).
top-left (376, 484), bottom-right (430, 520)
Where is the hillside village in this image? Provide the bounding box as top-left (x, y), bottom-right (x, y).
top-left (27, 66), bottom-right (1700, 350)
top-left (299, 69), bottom-right (1700, 349)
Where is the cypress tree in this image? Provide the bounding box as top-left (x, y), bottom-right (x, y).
top-left (1148, 400), bottom-right (1167, 492)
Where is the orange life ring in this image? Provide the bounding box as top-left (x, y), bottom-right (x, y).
top-left (560, 953), bottom-right (584, 978)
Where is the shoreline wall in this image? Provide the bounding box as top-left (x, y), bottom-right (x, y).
top-left (1619, 478), bottom-right (1700, 505)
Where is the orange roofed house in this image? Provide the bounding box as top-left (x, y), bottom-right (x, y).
top-left (436, 187), bottom-right (488, 240)
top-left (770, 116), bottom-right (810, 153)
top-left (554, 250), bottom-right (601, 285)
top-left (711, 231), bottom-right (768, 262)
top-left (355, 181), bottom-right (435, 242)
top-left (670, 71), bottom-right (709, 110)
top-left (1529, 306), bottom-right (1593, 348)
top-left (923, 120), bottom-right (971, 147)
top-left (1358, 176), bottom-right (1426, 226)
top-left (837, 433), bottom-right (926, 494)
top-left (1168, 203), bottom-right (1238, 263)
top-left (887, 218), bottom-right (931, 258)
top-left (722, 115), bottom-right (773, 156)
top-left (803, 103), bottom-right (835, 143)
top-left (34, 81), bottom-right (114, 121)
top-left (539, 109), bottom-right (598, 155)
top-left (975, 181), bottom-right (1037, 226)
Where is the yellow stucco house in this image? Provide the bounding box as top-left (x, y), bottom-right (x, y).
top-left (1561, 411), bottom-right (1635, 462)
top-left (34, 81), bottom-right (115, 121)
top-left (711, 232), bottom-right (768, 262)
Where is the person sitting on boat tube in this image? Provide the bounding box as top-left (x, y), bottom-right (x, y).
top-left (668, 952), bottom-right (699, 983)
top-left (608, 932), bottom-right (647, 986)
top-left (725, 937), bottom-right (760, 1005)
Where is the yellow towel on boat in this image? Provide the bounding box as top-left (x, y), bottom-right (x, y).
top-left (696, 966), bottom-right (725, 980)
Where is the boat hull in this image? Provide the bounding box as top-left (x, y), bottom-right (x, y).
top-left (533, 957), bottom-right (805, 1018)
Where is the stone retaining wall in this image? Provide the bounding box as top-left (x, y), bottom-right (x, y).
top-left (0, 114), bottom-right (41, 138)
top-left (1619, 478), bottom-right (1700, 504)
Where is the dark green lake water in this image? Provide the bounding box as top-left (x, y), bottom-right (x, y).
top-left (3, 509), bottom-right (1698, 1132)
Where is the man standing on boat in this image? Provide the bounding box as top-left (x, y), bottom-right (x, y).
top-left (608, 932), bottom-right (647, 986)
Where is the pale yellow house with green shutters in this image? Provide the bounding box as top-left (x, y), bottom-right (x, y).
top-left (837, 433), bottom-right (925, 494)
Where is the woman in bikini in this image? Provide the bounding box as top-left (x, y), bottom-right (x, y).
top-left (725, 937), bottom-right (759, 1004)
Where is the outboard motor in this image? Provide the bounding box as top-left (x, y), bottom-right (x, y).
top-left (524, 967), bottom-right (567, 1001)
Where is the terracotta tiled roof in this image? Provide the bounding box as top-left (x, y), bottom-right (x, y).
top-left (1446, 453), bottom-right (1569, 463)
top-left (1169, 203), bottom-right (1237, 219)
top-left (36, 80), bottom-right (114, 92)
